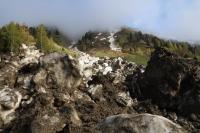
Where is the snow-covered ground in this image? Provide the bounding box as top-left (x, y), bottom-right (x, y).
top-left (69, 41), bottom-right (77, 49)
top-left (108, 33), bottom-right (121, 52)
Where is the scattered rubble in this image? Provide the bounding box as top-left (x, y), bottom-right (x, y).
top-left (0, 44), bottom-right (199, 132)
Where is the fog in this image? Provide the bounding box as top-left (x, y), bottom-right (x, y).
top-left (0, 0), bottom-right (200, 41)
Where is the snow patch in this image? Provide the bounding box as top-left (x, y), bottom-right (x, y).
top-left (100, 38), bottom-right (107, 41)
top-left (108, 33), bottom-right (121, 52)
top-left (69, 41), bottom-right (77, 49)
top-left (98, 33), bottom-right (102, 36)
top-left (20, 44), bottom-right (43, 65)
top-left (76, 50), bottom-right (100, 83)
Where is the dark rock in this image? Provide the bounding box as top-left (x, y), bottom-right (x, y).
top-left (132, 48), bottom-right (200, 115)
top-left (18, 63), bottom-right (39, 74)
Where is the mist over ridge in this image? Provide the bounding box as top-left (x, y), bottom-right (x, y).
top-left (0, 0), bottom-right (200, 42)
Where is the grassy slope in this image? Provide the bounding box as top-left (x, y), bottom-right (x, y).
top-left (44, 39), bottom-right (77, 57)
top-left (88, 49), bottom-right (149, 65)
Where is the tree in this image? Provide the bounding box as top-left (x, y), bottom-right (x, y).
top-left (48, 28), bottom-right (70, 47)
top-left (0, 22), bottom-right (35, 53)
top-left (0, 22), bottom-right (22, 52)
top-left (36, 25), bottom-right (49, 51)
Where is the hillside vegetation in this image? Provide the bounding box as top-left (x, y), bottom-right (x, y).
top-left (1, 23), bottom-right (200, 65)
top-left (77, 28), bottom-right (200, 64)
top-left (115, 28), bottom-right (199, 58)
top-left (0, 22), bottom-right (75, 56)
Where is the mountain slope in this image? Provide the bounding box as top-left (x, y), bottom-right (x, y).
top-left (76, 27), bottom-right (200, 65)
top-left (1, 23), bottom-right (200, 65)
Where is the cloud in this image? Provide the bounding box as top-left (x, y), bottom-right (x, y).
top-left (0, 0), bottom-right (199, 41)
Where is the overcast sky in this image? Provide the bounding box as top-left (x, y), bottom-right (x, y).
top-left (0, 0), bottom-right (200, 41)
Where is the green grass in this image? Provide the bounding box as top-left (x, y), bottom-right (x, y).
top-left (124, 54), bottom-right (149, 65)
top-left (39, 39), bottom-right (77, 57)
top-left (91, 50), bottom-right (124, 58)
top-left (89, 49), bottom-right (149, 65)
top-left (52, 44), bottom-right (77, 57)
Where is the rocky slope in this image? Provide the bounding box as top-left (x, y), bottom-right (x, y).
top-left (0, 44), bottom-right (199, 132)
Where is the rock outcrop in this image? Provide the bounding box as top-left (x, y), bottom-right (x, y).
top-left (132, 48), bottom-right (200, 115)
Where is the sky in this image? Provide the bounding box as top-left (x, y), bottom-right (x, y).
top-left (0, 0), bottom-right (200, 41)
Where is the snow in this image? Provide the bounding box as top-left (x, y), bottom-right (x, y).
top-left (69, 41), bottom-right (77, 49)
top-left (75, 48), bottom-right (114, 84)
top-left (102, 65), bottom-right (112, 75)
top-left (76, 50), bottom-right (100, 82)
top-left (98, 33), bottom-right (102, 36)
top-left (20, 44), bottom-right (43, 65)
top-left (108, 33), bottom-right (121, 52)
top-left (72, 47), bottom-right (136, 87)
top-left (100, 38), bottom-right (107, 41)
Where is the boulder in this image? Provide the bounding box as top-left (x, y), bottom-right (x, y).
top-left (97, 114), bottom-right (186, 133)
top-left (132, 48), bottom-right (200, 115)
top-left (39, 53), bottom-right (82, 89)
top-left (0, 87), bottom-right (22, 124)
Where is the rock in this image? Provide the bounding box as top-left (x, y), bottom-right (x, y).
top-left (116, 92), bottom-right (134, 107)
top-left (88, 84), bottom-right (103, 100)
top-left (97, 114), bottom-right (187, 133)
top-left (33, 69), bottom-right (47, 88)
top-left (133, 48), bottom-right (200, 115)
top-left (66, 106), bottom-right (82, 126)
top-left (16, 75), bottom-right (33, 89)
top-left (30, 109), bottom-right (66, 133)
top-left (39, 53), bottom-right (82, 89)
top-left (0, 63), bottom-right (18, 88)
top-left (0, 87), bottom-right (22, 124)
top-left (190, 113), bottom-right (198, 121)
top-left (73, 90), bottom-right (93, 102)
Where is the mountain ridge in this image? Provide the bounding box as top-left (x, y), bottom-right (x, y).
top-left (1, 23), bottom-right (200, 65)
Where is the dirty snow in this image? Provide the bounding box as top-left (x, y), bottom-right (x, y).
top-left (0, 87), bottom-right (22, 124)
top-left (116, 92), bottom-right (134, 107)
top-left (76, 49), bottom-right (100, 82)
top-left (88, 84), bottom-right (103, 96)
top-left (20, 44), bottom-right (43, 65)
